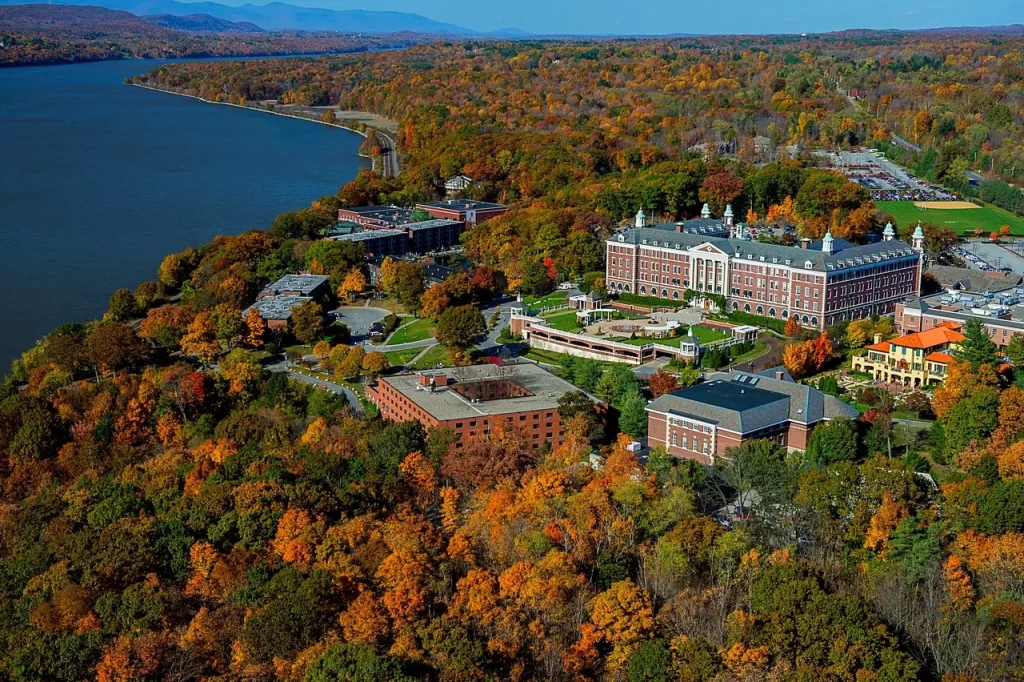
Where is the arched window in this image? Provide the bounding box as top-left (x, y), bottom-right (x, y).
top-left (802, 315), bottom-right (809, 323)
top-left (640, 286), bottom-right (647, 295)
top-left (769, 308), bottom-right (776, 317)
top-left (811, 317), bottom-right (818, 327)
top-left (782, 310), bottom-right (788, 318)
top-left (744, 304), bottom-right (751, 312)
top-left (756, 306), bottom-right (764, 315)
top-left (732, 302), bottom-right (739, 310)
top-left (624, 285), bottom-right (630, 293)
top-left (673, 291), bottom-right (679, 299)
top-left (662, 289), bottom-right (668, 298)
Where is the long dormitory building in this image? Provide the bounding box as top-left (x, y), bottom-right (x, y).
top-left (605, 210), bottom-right (924, 330)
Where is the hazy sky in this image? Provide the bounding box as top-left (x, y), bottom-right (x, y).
top-left (201, 0), bottom-right (1024, 34)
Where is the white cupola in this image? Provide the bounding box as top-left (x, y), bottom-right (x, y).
top-left (635, 207), bottom-right (646, 228)
top-left (883, 221), bottom-right (895, 241)
top-left (821, 230), bottom-right (835, 255)
top-left (701, 203), bottom-right (711, 219)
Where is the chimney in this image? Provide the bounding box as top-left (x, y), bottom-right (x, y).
top-left (675, 222), bottom-right (684, 233)
top-left (434, 374), bottom-right (447, 387)
top-left (800, 238), bottom-right (811, 250)
top-left (873, 333), bottom-right (882, 344)
top-left (775, 370), bottom-right (785, 380)
top-left (419, 374), bottom-right (430, 387)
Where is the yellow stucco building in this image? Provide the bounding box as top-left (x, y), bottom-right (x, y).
top-left (851, 324), bottom-right (964, 387)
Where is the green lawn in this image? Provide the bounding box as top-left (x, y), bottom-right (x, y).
top-left (523, 291), bottom-right (569, 312)
top-left (540, 310), bottom-right (584, 331)
top-left (409, 344), bottom-right (454, 370)
top-left (384, 349), bottom-right (421, 367)
top-left (876, 200), bottom-right (1024, 236)
top-left (607, 325), bottom-right (728, 347)
top-left (386, 317), bottom-right (435, 345)
top-left (728, 340), bottom-right (769, 365)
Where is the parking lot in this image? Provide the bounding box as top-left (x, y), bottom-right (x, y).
top-left (330, 306), bottom-right (389, 343)
top-left (813, 149), bottom-right (958, 201)
top-left (968, 241), bottom-right (1024, 277)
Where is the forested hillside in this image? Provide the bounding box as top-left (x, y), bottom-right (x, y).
top-left (0, 4), bottom-right (428, 66)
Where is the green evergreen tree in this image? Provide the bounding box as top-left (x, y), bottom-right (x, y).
top-left (619, 393), bottom-right (649, 439)
top-left (952, 317), bottom-right (999, 369)
top-left (805, 418), bottom-right (858, 465)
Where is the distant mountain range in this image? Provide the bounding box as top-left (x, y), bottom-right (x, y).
top-left (0, 0), bottom-right (515, 34)
top-left (143, 12), bottom-right (263, 32)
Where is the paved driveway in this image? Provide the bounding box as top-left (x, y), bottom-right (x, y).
top-left (331, 306), bottom-right (389, 343)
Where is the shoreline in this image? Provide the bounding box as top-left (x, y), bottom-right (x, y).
top-left (131, 82), bottom-right (395, 171)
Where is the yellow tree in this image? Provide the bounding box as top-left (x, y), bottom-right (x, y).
top-left (180, 311), bottom-right (221, 364)
top-left (782, 341), bottom-right (814, 378)
top-left (244, 308), bottom-right (265, 348)
top-left (338, 268), bottom-right (367, 303)
top-left (590, 579), bottom-right (654, 670)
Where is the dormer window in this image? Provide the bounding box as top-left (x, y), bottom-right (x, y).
top-left (785, 259), bottom-right (791, 265)
top-left (759, 256), bottom-right (765, 262)
top-left (617, 234), bottom-right (625, 242)
top-left (772, 258), bottom-right (778, 263)
top-left (804, 260), bottom-right (813, 269)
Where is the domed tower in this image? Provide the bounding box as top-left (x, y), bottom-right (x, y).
top-left (724, 204), bottom-right (734, 228)
top-left (678, 326), bottom-right (700, 364)
top-left (821, 230), bottom-right (835, 255)
top-left (701, 203), bottom-right (711, 219)
top-left (635, 207), bottom-right (646, 228)
top-left (912, 222), bottom-right (925, 253)
top-left (883, 221), bottom-right (895, 241)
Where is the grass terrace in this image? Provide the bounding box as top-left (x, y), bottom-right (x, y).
top-left (606, 325), bottom-right (729, 347)
top-left (539, 310), bottom-right (584, 331)
top-left (522, 347), bottom-right (630, 368)
top-left (383, 348), bottom-right (421, 367)
top-left (387, 317), bottom-right (435, 344)
top-left (877, 200), bottom-right (1024, 236)
top-left (523, 291), bottom-right (569, 312)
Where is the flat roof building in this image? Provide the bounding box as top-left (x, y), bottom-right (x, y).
top-left (368, 363), bottom-right (597, 449)
top-left (329, 228), bottom-right (410, 257)
top-left (337, 205), bottom-right (415, 228)
top-left (243, 295), bottom-right (312, 329)
top-left (415, 199), bottom-right (508, 226)
top-left (647, 368), bottom-right (858, 463)
top-left (257, 274), bottom-right (330, 301)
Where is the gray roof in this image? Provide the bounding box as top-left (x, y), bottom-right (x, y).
top-left (647, 369), bottom-right (857, 434)
top-left (376, 363), bottom-right (596, 421)
top-left (329, 229), bottom-right (408, 243)
top-left (611, 226), bottom-right (918, 274)
top-left (926, 265), bottom-right (1018, 293)
top-left (418, 199), bottom-right (506, 211)
top-left (405, 218), bottom-right (462, 231)
top-left (645, 217), bottom-right (731, 238)
top-left (243, 295), bottom-right (311, 321)
top-left (260, 274), bottom-right (329, 297)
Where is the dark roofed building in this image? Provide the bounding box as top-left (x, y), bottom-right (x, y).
top-left (416, 199), bottom-right (508, 226)
top-left (646, 368), bottom-right (858, 464)
top-left (607, 208), bottom-right (923, 329)
top-left (257, 274), bottom-right (330, 301)
top-left (337, 205), bottom-right (415, 228)
top-left (328, 229), bottom-right (410, 257)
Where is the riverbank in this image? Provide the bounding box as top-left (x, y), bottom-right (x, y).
top-left (0, 58), bottom-right (371, 369)
top-left (131, 82), bottom-right (400, 175)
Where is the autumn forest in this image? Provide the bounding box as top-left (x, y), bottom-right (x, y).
top-left (2, 28), bottom-right (1024, 682)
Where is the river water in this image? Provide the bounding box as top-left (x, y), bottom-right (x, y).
top-left (0, 58), bottom-right (369, 369)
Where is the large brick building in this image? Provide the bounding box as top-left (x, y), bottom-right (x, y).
top-left (415, 199), bottom-right (508, 226)
top-left (646, 368), bottom-right (858, 464)
top-left (367, 364), bottom-right (599, 449)
top-left (607, 210), bottom-right (924, 330)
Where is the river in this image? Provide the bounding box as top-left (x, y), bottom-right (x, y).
top-left (0, 58), bottom-right (369, 370)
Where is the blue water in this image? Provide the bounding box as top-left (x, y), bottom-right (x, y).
top-left (0, 59), bottom-right (369, 369)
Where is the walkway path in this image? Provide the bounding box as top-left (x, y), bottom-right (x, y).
top-left (267, 361), bottom-right (363, 416)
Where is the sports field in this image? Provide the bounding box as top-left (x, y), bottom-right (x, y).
top-left (876, 200), bottom-right (1024, 236)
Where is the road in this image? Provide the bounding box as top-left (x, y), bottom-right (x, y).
top-left (373, 130), bottom-right (400, 178)
top-left (267, 361), bottom-right (364, 416)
